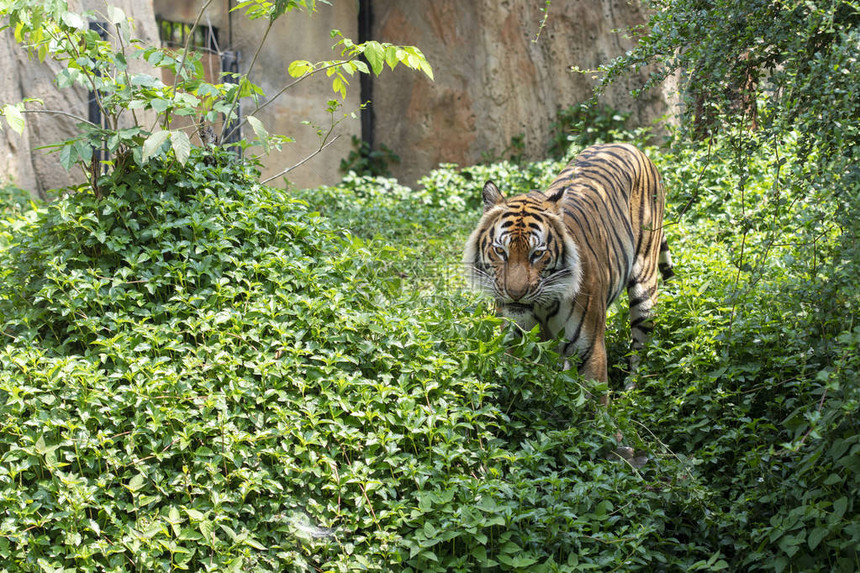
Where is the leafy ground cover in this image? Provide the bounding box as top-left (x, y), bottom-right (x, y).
top-left (1, 138), bottom-right (858, 571)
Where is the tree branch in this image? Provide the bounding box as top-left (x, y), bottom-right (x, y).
top-left (260, 134), bottom-right (341, 184)
top-left (21, 109), bottom-right (98, 127)
top-left (217, 18), bottom-right (275, 143)
top-left (222, 58), bottom-right (356, 143)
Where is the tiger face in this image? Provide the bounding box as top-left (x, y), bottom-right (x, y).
top-left (463, 181), bottom-right (581, 331)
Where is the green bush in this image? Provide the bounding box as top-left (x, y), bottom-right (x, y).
top-left (548, 104), bottom-right (634, 159)
top-left (339, 136), bottom-right (401, 177)
top-left (624, 138), bottom-right (860, 572)
top-left (1, 123), bottom-right (858, 570)
top-left (1, 146), bottom-right (714, 572)
top-left (0, 182), bottom-right (32, 215)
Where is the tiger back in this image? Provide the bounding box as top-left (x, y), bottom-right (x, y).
top-left (463, 143), bottom-right (674, 384)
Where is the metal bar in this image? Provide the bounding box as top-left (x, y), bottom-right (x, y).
top-left (358, 0), bottom-right (374, 150)
top-left (88, 21), bottom-right (109, 172)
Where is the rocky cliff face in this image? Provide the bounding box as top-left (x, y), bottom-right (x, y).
top-left (372, 0), bottom-right (676, 186)
top-left (1, 0), bottom-right (674, 196)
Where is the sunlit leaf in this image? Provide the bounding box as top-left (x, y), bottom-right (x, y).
top-left (1, 104), bottom-right (25, 134)
top-left (170, 130), bottom-right (191, 165)
top-left (364, 41), bottom-right (384, 76)
top-left (141, 130), bottom-right (170, 162)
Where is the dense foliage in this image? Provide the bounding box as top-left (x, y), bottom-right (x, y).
top-left (2, 134), bottom-right (857, 570)
top-left (594, 2), bottom-right (860, 568)
top-left (0, 148), bottom-right (674, 572)
top-left (1, 0), bottom-right (857, 571)
top-left (600, 0), bottom-right (860, 323)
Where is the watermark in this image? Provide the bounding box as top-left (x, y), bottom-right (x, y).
top-left (351, 259), bottom-right (475, 301)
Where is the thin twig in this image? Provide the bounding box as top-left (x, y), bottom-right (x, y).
top-left (533, 1), bottom-right (551, 43)
top-left (222, 59), bottom-right (355, 143)
top-left (20, 108), bottom-right (98, 127)
top-left (260, 134), bottom-right (341, 184)
top-left (218, 17), bottom-right (275, 143)
top-left (109, 7), bottom-right (140, 128)
top-left (170, 0), bottom-right (216, 104)
top-left (61, 28), bottom-right (114, 131)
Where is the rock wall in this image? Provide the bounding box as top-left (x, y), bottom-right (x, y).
top-left (1, 0), bottom-right (675, 196)
top-left (371, 0), bottom-right (676, 186)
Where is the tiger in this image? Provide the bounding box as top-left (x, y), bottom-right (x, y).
top-left (463, 142), bottom-right (674, 391)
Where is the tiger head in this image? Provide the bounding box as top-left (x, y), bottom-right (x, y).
top-left (463, 180), bottom-right (582, 326)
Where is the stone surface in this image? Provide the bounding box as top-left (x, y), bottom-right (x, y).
top-left (371, 0), bottom-right (677, 186)
top-left (226, 2), bottom-right (360, 190)
top-left (2, 0), bottom-right (676, 195)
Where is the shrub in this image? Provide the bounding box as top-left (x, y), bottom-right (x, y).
top-left (547, 103), bottom-right (633, 159)
top-left (339, 136), bottom-right (401, 177)
top-left (1, 146), bottom-right (717, 571)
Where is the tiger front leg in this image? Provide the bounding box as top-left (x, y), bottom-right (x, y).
top-left (561, 313), bottom-right (610, 405)
top-left (579, 337), bottom-right (610, 406)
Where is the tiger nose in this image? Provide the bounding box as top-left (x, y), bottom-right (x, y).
top-left (503, 268), bottom-right (529, 301)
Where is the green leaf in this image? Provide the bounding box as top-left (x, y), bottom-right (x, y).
top-left (131, 74), bottom-right (159, 87)
top-left (185, 508), bottom-right (205, 521)
top-left (353, 59), bottom-right (369, 74)
top-left (2, 104), bottom-right (25, 134)
top-left (288, 59), bottom-right (313, 78)
top-left (246, 115), bottom-right (269, 153)
top-left (808, 527), bottom-right (828, 551)
top-left (178, 528), bottom-right (203, 541)
top-left (332, 76), bottom-right (344, 98)
top-left (199, 520), bottom-right (215, 541)
top-left (419, 59), bottom-right (434, 81)
top-left (364, 41), bottom-right (385, 76)
top-left (127, 474), bottom-right (146, 493)
top-left (384, 46), bottom-right (400, 70)
top-left (142, 130), bottom-right (170, 163)
top-left (168, 506), bottom-right (181, 523)
top-left (150, 98), bottom-right (170, 113)
top-left (107, 5), bottom-right (127, 25)
top-left (74, 140), bottom-right (93, 163)
top-left (61, 11), bottom-right (85, 30)
top-left (59, 143), bottom-right (77, 170)
top-left (831, 496), bottom-right (848, 523)
top-left (244, 537), bottom-right (266, 550)
top-left (170, 130), bottom-right (191, 165)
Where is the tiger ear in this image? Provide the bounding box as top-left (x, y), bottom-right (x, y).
top-left (545, 185), bottom-right (566, 205)
top-left (482, 181), bottom-right (505, 212)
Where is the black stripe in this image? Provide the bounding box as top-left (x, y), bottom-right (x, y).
top-left (633, 323), bottom-right (654, 335)
top-left (544, 300), bottom-right (561, 320)
top-left (629, 294), bottom-right (650, 308)
top-left (578, 342), bottom-right (595, 364)
top-left (563, 313), bottom-right (584, 355)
